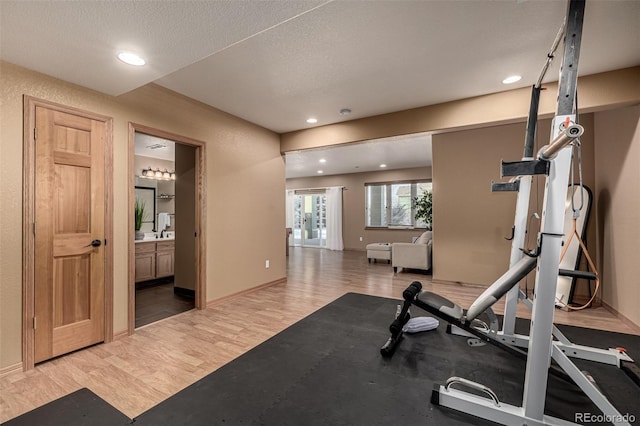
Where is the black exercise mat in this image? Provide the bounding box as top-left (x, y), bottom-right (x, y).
top-left (2, 388), bottom-right (131, 426)
top-left (134, 293), bottom-right (640, 426)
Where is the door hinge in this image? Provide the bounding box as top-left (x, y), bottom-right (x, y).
top-left (33, 222), bottom-right (36, 235)
top-left (34, 127), bottom-right (37, 140)
top-left (33, 317), bottom-right (37, 330)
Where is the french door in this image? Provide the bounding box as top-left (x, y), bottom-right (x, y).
top-left (293, 193), bottom-right (326, 247)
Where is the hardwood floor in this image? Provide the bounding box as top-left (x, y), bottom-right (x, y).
top-left (135, 278), bottom-right (195, 328)
top-left (1, 247), bottom-right (637, 422)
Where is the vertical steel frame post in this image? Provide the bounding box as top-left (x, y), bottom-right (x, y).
top-left (522, 0), bottom-right (585, 420)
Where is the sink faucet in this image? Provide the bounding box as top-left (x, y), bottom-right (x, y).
top-left (160, 229), bottom-right (166, 238)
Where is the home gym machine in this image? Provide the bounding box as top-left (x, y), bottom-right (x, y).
top-left (380, 1), bottom-right (638, 424)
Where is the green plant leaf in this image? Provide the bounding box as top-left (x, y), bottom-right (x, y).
top-left (134, 198), bottom-right (146, 231)
top-left (414, 191), bottom-right (432, 227)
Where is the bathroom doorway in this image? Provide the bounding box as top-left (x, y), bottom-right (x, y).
top-left (128, 123), bottom-right (206, 333)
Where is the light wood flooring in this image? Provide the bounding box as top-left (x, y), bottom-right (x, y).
top-left (1, 247), bottom-right (638, 422)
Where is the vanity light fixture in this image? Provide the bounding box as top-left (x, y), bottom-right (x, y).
top-left (140, 167), bottom-right (177, 181)
top-left (140, 167), bottom-right (153, 178)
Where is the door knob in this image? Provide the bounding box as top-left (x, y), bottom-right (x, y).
top-left (86, 239), bottom-right (102, 247)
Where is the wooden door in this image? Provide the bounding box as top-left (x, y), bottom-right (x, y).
top-left (34, 106), bottom-right (106, 363)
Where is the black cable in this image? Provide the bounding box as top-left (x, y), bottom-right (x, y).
top-left (524, 120), bottom-right (544, 299)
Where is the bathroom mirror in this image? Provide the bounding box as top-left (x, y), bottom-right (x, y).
top-left (135, 186), bottom-right (156, 232)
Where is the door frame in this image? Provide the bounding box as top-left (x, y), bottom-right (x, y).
top-left (127, 123), bottom-right (207, 335)
top-left (22, 96), bottom-right (114, 371)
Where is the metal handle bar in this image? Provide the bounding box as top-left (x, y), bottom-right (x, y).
top-left (445, 377), bottom-right (501, 407)
top-left (538, 124), bottom-right (584, 160)
top-left (536, 22), bottom-right (566, 88)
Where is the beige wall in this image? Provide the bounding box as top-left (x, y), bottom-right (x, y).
top-left (287, 167), bottom-right (431, 250)
top-left (281, 68), bottom-right (638, 326)
top-left (0, 61), bottom-right (285, 369)
top-left (594, 105), bottom-right (640, 326)
top-left (432, 124), bottom-right (525, 285)
top-left (2, 62), bottom-right (638, 370)
top-left (432, 117), bottom-right (596, 287)
top-left (281, 67), bottom-right (640, 152)
top-left (174, 144), bottom-right (196, 291)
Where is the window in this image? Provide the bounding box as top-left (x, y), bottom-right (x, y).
top-left (365, 181), bottom-right (432, 228)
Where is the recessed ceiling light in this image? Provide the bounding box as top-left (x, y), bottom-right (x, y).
top-left (306, 118), bottom-right (318, 124)
top-left (117, 51), bottom-right (146, 66)
top-left (339, 108), bottom-right (352, 116)
top-left (502, 75), bottom-right (522, 84)
top-left (379, 164), bottom-right (387, 168)
top-left (319, 158), bottom-right (326, 163)
top-left (317, 170), bottom-right (324, 174)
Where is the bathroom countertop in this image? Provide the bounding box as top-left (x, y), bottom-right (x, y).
top-left (135, 237), bottom-right (175, 244)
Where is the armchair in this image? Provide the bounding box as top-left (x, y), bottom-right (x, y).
top-left (392, 231), bottom-right (432, 273)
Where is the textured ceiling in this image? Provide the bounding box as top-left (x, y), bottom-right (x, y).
top-left (2, 1), bottom-right (638, 134)
top-left (2, 1), bottom-right (638, 177)
top-left (285, 133), bottom-right (432, 179)
top-left (135, 134), bottom-right (176, 162)
top-left (0, 1), bottom-right (326, 96)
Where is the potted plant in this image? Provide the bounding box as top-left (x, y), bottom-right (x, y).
top-left (414, 191), bottom-right (432, 230)
top-left (134, 198), bottom-right (146, 240)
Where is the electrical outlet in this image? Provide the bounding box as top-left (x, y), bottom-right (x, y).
top-left (359, 236), bottom-right (363, 242)
top-left (265, 259), bottom-right (270, 269)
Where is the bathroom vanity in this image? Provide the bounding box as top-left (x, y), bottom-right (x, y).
top-left (135, 237), bottom-right (175, 282)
